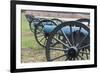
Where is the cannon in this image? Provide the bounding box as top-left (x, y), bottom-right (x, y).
top-left (25, 14), bottom-right (90, 61)
top-left (25, 14), bottom-right (45, 32)
top-left (46, 21), bottom-right (90, 61)
top-left (25, 14), bottom-right (63, 47)
top-left (25, 14), bottom-right (63, 32)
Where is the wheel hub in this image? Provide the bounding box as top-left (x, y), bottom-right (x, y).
top-left (67, 47), bottom-right (78, 58)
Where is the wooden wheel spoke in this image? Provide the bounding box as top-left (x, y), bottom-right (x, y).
top-left (53, 38), bottom-right (69, 48)
top-left (78, 54), bottom-right (85, 60)
top-left (43, 39), bottom-right (47, 46)
top-left (65, 56), bottom-right (70, 61)
top-left (37, 34), bottom-right (44, 37)
top-left (76, 34), bottom-right (89, 48)
top-left (73, 58), bottom-right (75, 60)
top-left (51, 41), bottom-right (58, 47)
top-left (39, 36), bottom-right (45, 42)
top-left (60, 29), bottom-right (72, 46)
top-left (50, 47), bottom-right (68, 51)
top-left (70, 26), bottom-right (74, 46)
top-left (79, 44), bottom-right (90, 50)
top-left (36, 29), bottom-right (44, 35)
top-left (79, 52), bottom-right (89, 55)
top-left (69, 57), bottom-right (73, 60)
top-left (76, 57), bottom-right (79, 60)
top-left (53, 37), bottom-right (69, 48)
top-left (50, 54), bottom-right (66, 61)
top-left (76, 27), bottom-right (81, 45)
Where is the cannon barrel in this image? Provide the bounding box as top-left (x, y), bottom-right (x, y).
top-left (43, 25), bottom-right (88, 35)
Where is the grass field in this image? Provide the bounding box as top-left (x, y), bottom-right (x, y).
top-left (21, 13), bottom-right (46, 63)
top-left (21, 13), bottom-right (44, 50)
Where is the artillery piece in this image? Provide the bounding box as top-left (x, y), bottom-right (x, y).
top-left (25, 14), bottom-right (63, 47)
top-left (25, 14), bottom-right (90, 61)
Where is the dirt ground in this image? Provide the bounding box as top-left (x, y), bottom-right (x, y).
top-left (21, 48), bottom-right (46, 63)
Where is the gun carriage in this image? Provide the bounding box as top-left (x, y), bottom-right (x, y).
top-left (25, 14), bottom-right (90, 61)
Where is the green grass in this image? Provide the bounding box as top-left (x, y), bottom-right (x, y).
top-left (21, 13), bottom-right (43, 50)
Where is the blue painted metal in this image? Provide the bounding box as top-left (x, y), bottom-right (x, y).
top-left (43, 25), bottom-right (56, 33)
top-left (32, 18), bottom-right (55, 26)
top-left (43, 25), bottom-right (88, 35)
top-left (31, 17), bottom-right (40, 26)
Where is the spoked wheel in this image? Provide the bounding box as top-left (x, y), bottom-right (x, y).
top-left (51, 18), bottom-right (63, 25)
top-left (76, 18), bottom-right (90, 26)
top-left (29, 20), bottom-right (40, 32)
top-left (34, 20), bottom-right (57, 48)
top-left (28, 18), bottom-right (46, 32)
top-left (46, 21), bottom-right (90, 61)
